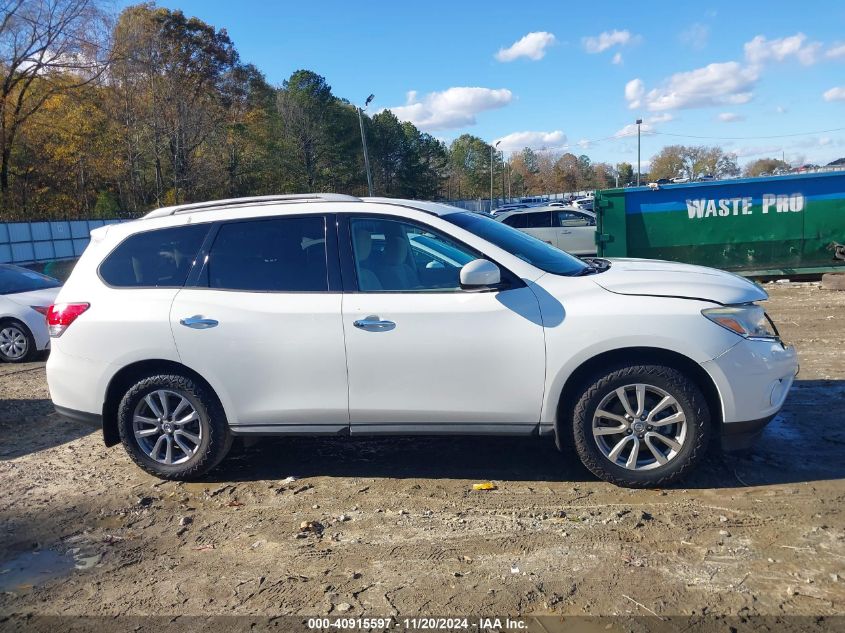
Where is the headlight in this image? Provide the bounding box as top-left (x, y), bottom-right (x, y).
top-left (701, 304), bottom-right (778, 340)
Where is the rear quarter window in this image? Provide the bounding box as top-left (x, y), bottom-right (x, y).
top-left (99, 224), bottom-right (209, 288)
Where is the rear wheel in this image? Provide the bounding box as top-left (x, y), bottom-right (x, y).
top-left (117, 374), bottom-right (232, 480)
top-left (570, 364), bottom-right (710, 488)
top-left (0, 320), bottom-right (36, 363)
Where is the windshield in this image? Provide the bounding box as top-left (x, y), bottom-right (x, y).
top-left (0, 264), bottom-right (61, 295)
top-left (443, 212), bottom-right (590, 276)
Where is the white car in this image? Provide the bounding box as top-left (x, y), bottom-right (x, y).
top-left (46, 194), bottom-right (798, 487)
top-left (496, 206), bottom-right (597, 255)
top-left (0, 264), bottom-right (61, 362)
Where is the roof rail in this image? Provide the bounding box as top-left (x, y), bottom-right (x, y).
top-left (143, 193), bottom-right (362, 219)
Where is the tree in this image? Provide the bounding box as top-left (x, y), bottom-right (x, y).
top-left (649, 144), bottom-right (739, 180)
top-left (744, 157), bottom-right (790, 177)
top-left (448, 134), bottom-right (496, 199)
top-left (0, 0), bottom-right (110, 209)
top-left (617, 162), bottom-right (634, 185)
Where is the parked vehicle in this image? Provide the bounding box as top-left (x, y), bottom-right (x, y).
top-left (46, 194), bottom-right (798, 487)
top-left (695, 174), bottom-right (715, 182)
top-left (0, 264), bottom-right (61, 362)
top-left (495, 206), bottom-right (597, 255)
top-left (671, 175), bottom-right (690, 184)
top-left (571, 197), bottom-right (594, 212)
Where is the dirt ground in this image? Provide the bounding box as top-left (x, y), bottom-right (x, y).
top-left (0, 282), bottom-right (843, 623)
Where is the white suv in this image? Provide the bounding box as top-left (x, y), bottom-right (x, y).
top-left (46, 194), bottom-right (798, 487)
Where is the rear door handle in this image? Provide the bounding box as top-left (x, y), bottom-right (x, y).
top-left (180, 315), bottom-right (219, 329)
top-left (353, 316), bottom-right (395, 332)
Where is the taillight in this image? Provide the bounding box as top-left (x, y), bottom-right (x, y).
top-left (47, 303), bottom-right (90, 337)
top-left (31, 306), bottom-right (50, 316)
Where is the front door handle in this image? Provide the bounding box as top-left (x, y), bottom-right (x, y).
top-left (353, 316), bottom-right (395, 332)
top-left (180, 315), bottom-right (219, 329)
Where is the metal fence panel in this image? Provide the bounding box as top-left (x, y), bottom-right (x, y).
top-left (0, 218), bottom-right (128, 265)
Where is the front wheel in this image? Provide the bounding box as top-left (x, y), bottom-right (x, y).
top-left (117, 374), bottom-right (232, 480)
top-left (570, 364), bottom-right (710, 488)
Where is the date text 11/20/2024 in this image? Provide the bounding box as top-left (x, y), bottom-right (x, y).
top-left (306, 617), bottom-right (528, 630)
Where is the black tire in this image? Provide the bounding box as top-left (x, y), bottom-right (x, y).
top-left (569, 364), bottom-right (710, 488)
top-left (0, 319), bottom-right (36, 363)
top-left (117, 373), bottom-right (232, 480)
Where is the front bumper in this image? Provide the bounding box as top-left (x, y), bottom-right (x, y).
top-left (721, 414), bottom-right (777, 451)
top-left (702, 338), bottom-right (798, 428)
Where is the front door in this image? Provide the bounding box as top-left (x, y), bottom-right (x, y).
top-left (170, 214), bottom-right (349, 433)
top-left (341, 215), bottom-right (546, 434)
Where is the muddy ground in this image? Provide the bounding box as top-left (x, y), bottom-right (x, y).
top-left (0, 282), bottom-right (843, 622)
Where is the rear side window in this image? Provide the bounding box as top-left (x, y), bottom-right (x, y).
top-left (502, 214), bottom-right (527, 228)
top-left (525, 211), bottom-right (552, 228)
top-left (205, 216), bottom-right (328, 292)
top-left (99, 224), bottom-right (208, 288)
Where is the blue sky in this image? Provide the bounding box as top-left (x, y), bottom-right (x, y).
top-left (119, 0), bottom-right (845, 168)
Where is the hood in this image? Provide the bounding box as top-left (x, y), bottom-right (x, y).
top-left (4, 287), bottom-right (61, 308)
top-left (593, 258), bottom-right (767, 305)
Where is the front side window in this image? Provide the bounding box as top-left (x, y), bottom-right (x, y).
top-left (99, 224), bottom-right (209, 288)
top-left (557, 211), bottom-right (594, 227)
top-left (206, 216), bottom-right (328, 292)
top-left (350, 217), bottom-right (477, 292)
top-left (443, 212), bottom-right (589, 276)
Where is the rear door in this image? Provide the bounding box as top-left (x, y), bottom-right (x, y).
top-left (556, 210), bottom-right (596, 255)
top-left (170, 214), bottom-right (349, 433)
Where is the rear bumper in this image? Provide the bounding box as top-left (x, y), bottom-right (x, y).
top-left (721, 414), bottom-right (776, 451)
top-left (54, 404), bottom-right (102, 430)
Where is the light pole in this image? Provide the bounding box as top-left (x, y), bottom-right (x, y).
top-left (357, 94), bottom-right (375, 196)
top-left (636, 118), bottom-right (642, 186)
top-left (490, 140), bottom-right (500, 211)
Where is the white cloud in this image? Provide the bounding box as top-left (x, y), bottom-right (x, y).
top-left (495, 31), bottom-right (556, 62)
top-left (493, 130), bottom-right (567, 152)
top-left (624, 78), bottom-right (645, 108)
top-left (648, 113), bottom-right (674, 123)
top-left (614, 122), bottom-right (653, 138)
top-left (577, 139), bottom-right (591, 149)
top-left (387, 87), bottom-right (513, 131)
top-left (823, 86), bottom-right (845, 102)
top-left (775, 105), bottom-right (787, 114)
top-left (733, 145), bottom-right (782, 158)
top-left (612, 52), bottom-right (623, 65)
top-left (744, 33), bottom-right (822, 66)
top-left (718, 112), bottom-right (745, 122)
top-left (679, 23), bottom-right (710, 50)
top-left (583, 29), bottom-right (638, 53)
top-left (827, 43), bottom-right (845, 59)
top-left (625, 62), bottom-right (759, 111)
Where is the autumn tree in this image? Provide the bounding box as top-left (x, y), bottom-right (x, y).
top-left (743, 157), bottom-right (790, 177)
top-left (649, 144), bottom-right (740, 180)
top-left (0, 0), bottom-right (110, 211)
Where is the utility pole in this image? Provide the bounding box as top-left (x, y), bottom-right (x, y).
top-left (358, 94), bottom-right (375, 196)
top-left (490, 140), bottom-right (500, 211)
top-left (636, 119), bottom-right (642, 186)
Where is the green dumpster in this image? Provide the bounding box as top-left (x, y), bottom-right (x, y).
top-left (595, 171), bottom-right (845, 276)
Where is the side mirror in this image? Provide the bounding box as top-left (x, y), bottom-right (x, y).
top-left (460, 259), bottom-right (501, 290)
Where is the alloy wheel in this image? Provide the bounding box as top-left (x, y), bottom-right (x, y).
top-left (132, 390), bottom-right (203, 465)
top-left (592, 383), bottom-right (688, 471)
